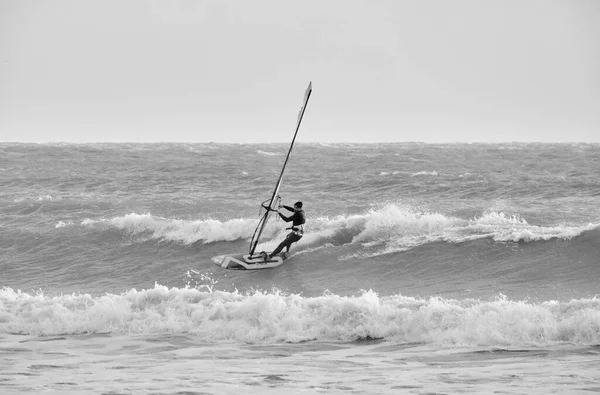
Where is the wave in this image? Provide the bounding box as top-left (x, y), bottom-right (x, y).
top-left (55, 220), bottom-right (74, 228)
top-left (77, 206), bottom-right (600, 255)
top-left (82, 213), bottom-right (262, 244)
top-left (257, 149), bottom-right (283, 156)
top-left (411, 170), bottom-right (438, 177)
top-left (13, 194), bottom-right (54, 203)
top-left (1, 286), bottom-right (598, 346)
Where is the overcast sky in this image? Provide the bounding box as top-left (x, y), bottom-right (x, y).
top-left (1, 0), bottom-right (599, 143)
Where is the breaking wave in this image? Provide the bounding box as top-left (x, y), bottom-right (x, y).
top-left (1, 285), bottom-right (598, 346)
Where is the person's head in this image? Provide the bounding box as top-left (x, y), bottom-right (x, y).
top-left (294, 201), bottom-right (303, 210)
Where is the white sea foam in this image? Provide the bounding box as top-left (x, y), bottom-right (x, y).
top-left (1, 286), bottom-right (599, 347)
top-left (464, 211), bottom-right (598, 242)
top-left (82, 213), bottom-right (266, 244)
top-left (257, 149), bottom-right (282, 156)
top-left (55, 220), bottom-right (73, 228)
top-left (13, 194), bottom-right (54, 203)
top-left (411, 170), bottom-right (438, 177)
top-left (78, 206), bottom-right (599, 253)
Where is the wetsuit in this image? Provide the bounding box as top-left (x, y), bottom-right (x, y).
top-left (269, 206), bottom-right (305, 257)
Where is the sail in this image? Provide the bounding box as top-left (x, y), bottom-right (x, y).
top-left (249, 82), bottom-right (313, 255)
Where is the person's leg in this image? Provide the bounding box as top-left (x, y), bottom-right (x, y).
top-left (285, 234), bottom-right (302, 252)
top-left (269, 234), bottom-right (296, 258)
top-left (269, 238), bottom-right (288, 257)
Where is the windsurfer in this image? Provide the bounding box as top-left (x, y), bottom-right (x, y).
top-left (261, 201), bottom-right (305, 261)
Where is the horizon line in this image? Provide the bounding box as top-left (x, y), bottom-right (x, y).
top-left (1, 140), bottom-right (599, 145)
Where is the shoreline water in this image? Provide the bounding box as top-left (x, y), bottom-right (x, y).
top-left (2, 333), bottom-right (599, 394)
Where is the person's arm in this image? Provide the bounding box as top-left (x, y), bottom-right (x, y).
top-left (278, 211), bottom-right (293, 222)
top-left (282, 205), bottom-right (295, 212)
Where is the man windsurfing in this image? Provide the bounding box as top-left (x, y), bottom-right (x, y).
top-left (261, 201), bottom-right (305, 261)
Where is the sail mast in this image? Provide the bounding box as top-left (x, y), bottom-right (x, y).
top-left (249, 82), bottom-right (313, 255)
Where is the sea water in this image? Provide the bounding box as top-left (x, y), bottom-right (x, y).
top-left (1, 142), bottom-right (599, 394)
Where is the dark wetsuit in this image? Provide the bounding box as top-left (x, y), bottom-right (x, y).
top-left (270, 206), bottom-right (305, 257)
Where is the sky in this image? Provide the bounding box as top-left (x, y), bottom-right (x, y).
top-left (1, 0), bottom-right (599, 143)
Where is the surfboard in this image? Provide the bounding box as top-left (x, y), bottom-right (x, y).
top-left (211, 82), bottom-right (312, 271)
top-left (211, 252), bottom-right (290, 270)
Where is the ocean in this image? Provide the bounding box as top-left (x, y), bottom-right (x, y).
top-left (1, 142), bottom-right (599, 394)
